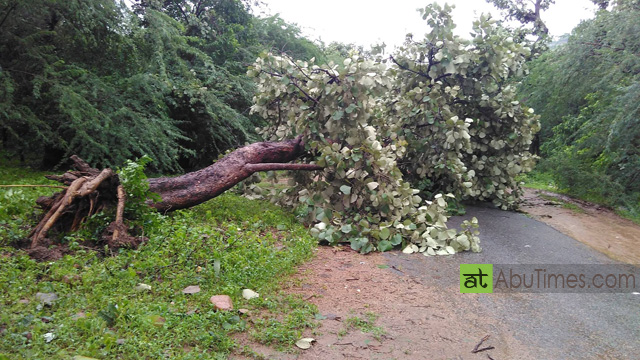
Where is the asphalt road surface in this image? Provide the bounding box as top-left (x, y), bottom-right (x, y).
top-left (385, 204), bottom-right (640, 359)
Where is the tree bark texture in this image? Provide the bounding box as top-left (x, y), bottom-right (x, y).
top-left (147, 136), bottom-right (321, 212)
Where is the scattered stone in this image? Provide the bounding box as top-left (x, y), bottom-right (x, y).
top-left (23, 332), bottom-right (32, 340)
top-left (43, 332), bottom-right (56, 343)
top-left (182, 285), bottom-right (201, 294)
top-left (35, 292), bottom-right (58, 306)
top-left (295, 337), bottom-right (315, 349)
top-left (41, 316), bottom-right (53, 323)
top-left (18, 299), bottom-right (29, 304)
top-left (116, 338), bottom-right (126, 345)
top-left (324, 313), bottom-right (341, 321)
top-left (238, 308), bottom-right (249, 315)
top-left (186, 308), bottom-right (197, 315)
top-left (210, 295), bottom-right (233, 311)
top-left (242, 289), bottom-right (259, 300)
top-left (134, 283), bottom-right (152, 292)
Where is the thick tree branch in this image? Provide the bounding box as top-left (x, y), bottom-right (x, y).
top-left (147, 137), bottom-right (322, 212)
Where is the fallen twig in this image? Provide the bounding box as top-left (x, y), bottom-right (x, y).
top-left (474, 346), bottom-right (495, 353)
top-left (472, 335), bottom-right (492, 353)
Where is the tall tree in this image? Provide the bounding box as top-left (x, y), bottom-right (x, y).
top-left (485, 0), bottom-right (554, 42)
top-left (519, 0), bottom-right (640, 210)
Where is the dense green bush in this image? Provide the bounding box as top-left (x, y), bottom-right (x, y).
top-left (519, 0), bottom-right (640, 213)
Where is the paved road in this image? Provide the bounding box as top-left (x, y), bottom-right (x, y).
top-left (385, 204), bottom-right (640, 359)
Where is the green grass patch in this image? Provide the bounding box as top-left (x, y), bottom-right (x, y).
top-left (0, 164), bottom-right (319, 359)
top-left (521, 169), bottom-right (640, 225)
top-left (0, 162), bottom-right (61, 245)
top-left (538, 194), bottom-right (586, 214)
top-left (517, 171), bottom-right (558, 192)
top-left (340, 312), bottom-right (385, 341)
top-left (249, 295), bottom-right (317, 351)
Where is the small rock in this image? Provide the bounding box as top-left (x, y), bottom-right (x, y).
top-left (41, 316), bottom-right (53, 323)
top-left (182, 285), bottom-right (201, 294)
top-left (324, 313), bottom-right (341, 321)
top-left (116, 338), bottom-right (126, 345)
top-left (18, 299), bottom-right (29, 304)
top-left (295, 337), bottom-right (315, 349)
top-left (35, 292), bottom-right (58, 306)
top-left (134, 283), bottom-right (152, 292)
top-left (23, 332), bottom-right (32, 340)
top-left (242, 289), bottom-right (259, 300)
top-left (43, 332), bottom-right (56, 343)
top-left (238, 308), bottom-right (249, 315)
top-left (210, 295), bottom-right (233, 311)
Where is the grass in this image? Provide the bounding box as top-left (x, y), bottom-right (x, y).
top-left (519, 170), bottom-right (640, 225)
top-left (0, 162), bottom-right (319, 359)
top-left (538, 194), bottom-right (586, 213)
top-left (340, 312), bottom-right (385, 341)
top-left (517, 171), bottom-right (558, 192)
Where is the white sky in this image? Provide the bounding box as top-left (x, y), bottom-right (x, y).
top-left (254, 0), bottom-right (598, 49)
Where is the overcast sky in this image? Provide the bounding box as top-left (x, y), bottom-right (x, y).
top-left (254, 0), bottom-right (598, 49)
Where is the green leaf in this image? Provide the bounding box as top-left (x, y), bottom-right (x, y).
top-left (391, 234), bottom-right (403, 246)
top-left (377, 240), bottom-right (393, 252)
top-left (341, 224), bottom-right (352, 233)
top-left (340, 185), bottom-right (352, 195)
top-left (379, 228), bottom-right (390, 240)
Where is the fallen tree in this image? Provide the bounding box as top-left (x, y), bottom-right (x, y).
top-left (28, 136), bottom-right (321, 253)
top-left (22, 5), bottom-right (539, 259)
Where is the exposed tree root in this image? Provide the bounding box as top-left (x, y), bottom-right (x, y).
top-left (28, 156), bottom-right (139, 252)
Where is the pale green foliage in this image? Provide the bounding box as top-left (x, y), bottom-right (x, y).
top-left (246, 4), bottom-right (539, 254)
top-left (393, 5), bottom-right (540, 210)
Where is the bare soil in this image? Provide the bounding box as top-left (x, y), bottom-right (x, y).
top-left (520, 188), bottom-right (640, 264)
top-left (233, 189), bottom-right (640, 359)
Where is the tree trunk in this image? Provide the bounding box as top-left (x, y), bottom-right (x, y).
top-left (148, 136), bottom-right (321, 212)
top-left (28, 136), bottom-right (322, 254)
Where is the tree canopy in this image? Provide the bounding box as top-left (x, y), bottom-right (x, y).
top-left (518, 0), bottom-right (640, 214)
top-left (247, 3), bottom-right (539, 254)
top-left (0, 0), bottom-right (327, 172)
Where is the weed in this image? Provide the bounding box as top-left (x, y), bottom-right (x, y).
top-left (0, 164), bottom-right (318, 359)
top-left (341, 312), bottom-right (385, 341)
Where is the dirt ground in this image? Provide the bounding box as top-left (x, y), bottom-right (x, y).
top-left (520, 188), bottom-right (640, 264)
top-left (232, 189), bottom-right (640, 360)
